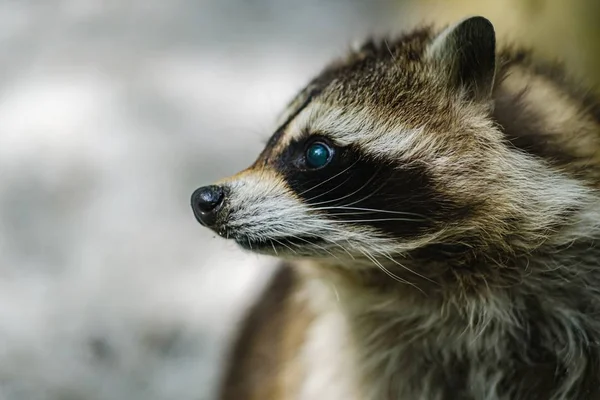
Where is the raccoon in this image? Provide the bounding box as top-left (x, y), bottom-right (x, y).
top-left (191, 16), bottom-right (600, 400)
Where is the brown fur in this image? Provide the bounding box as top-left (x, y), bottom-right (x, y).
top-left (218, 265), bottom-right (311, 400)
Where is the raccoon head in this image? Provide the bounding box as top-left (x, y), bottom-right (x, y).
top-left (191, 17), bottom-right (591, 274)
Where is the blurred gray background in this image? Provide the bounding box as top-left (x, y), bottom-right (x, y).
top-left (0, 1), bottom-right (597, 399)
top-left (0, 1), bottom-right (402, 399)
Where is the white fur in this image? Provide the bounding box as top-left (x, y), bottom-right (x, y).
top-left (286, 101), bottom-right (428, 160)
top-left (295, 266), bottom-right (361, 400)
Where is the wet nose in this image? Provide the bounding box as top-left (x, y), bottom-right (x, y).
top-left (191, 185), bottom-right (225, 226)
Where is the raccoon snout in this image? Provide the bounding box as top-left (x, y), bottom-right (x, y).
top-left (191, 185), bottom-right (225, 227)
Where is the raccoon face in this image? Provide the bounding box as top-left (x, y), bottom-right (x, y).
top-left (191, 17), bottom-right (505, 263)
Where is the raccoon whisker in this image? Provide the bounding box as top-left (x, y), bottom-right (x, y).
top-left (341, 173), bottom-right (394, 208)
top-left (264, 227), bottom-right (308, 255)
top-left (270, 240), bottom-right (279, 256)
top-left (312, 206), bottom-right (430, 220)
top-left (307, 167), bottom-right (395, 213)
top-left (330, 239), bottom-right (359, 260)
top-left (304, 174), bottom-right (355, 203)
top-left (265, 223), bottom-right (343, 259)
top-left (359, 249), bottom-right (424, 294)
top-left (282, 226), bottom-right (355, 259)
top-left (300, 159), bottom-right (359, 197)
top-left (228, 214), bottom-right (322, 230)
top-left (308, 165), bottom-right (385, 207)
top-left (296, 222), bottom-right (390, 247)
top-left (288, 226), bottom-right (359, 258)
top-left (322, 211), bottom-right (384, 216)
top-left (292, 235), bottom-right (342, 260)
top-left (272, 238), bottom-right (297, 254)
top-left (337, 240), bottom-right (357, 260)
top-left (326, 217), bottom-right (426, 223)
top-left (379, 251), bottom-right (437, 285)
top-left (230, 216), bottom-right (391, 259)
top-left (275, 229), bottom-right (380, 256)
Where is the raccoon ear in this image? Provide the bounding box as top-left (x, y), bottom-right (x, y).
top-left (426, 16), bottom-right (496, 102)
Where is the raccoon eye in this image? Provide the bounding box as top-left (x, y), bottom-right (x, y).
top-left (305, 141), bottom-right (332, 169)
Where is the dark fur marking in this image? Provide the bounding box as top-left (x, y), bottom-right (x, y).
top-left (493, 82), bottom-right (599, 181)
top-left (497, 48), bottom-right (600, 129)
top-left (274, 138), bottom-right (471, 239)
top-left (493, 86), bottom-right (586, 170)
top-left (255, 92), bottom-right (317, 166)
top-left (511, 50), bottom-right (600, 124)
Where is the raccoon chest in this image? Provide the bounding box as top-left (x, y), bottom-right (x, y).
top-left (295, 278), bottom-right (362, 400)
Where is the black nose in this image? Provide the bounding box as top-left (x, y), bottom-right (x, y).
top-left (191, 185), bottom-right (225, 226)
